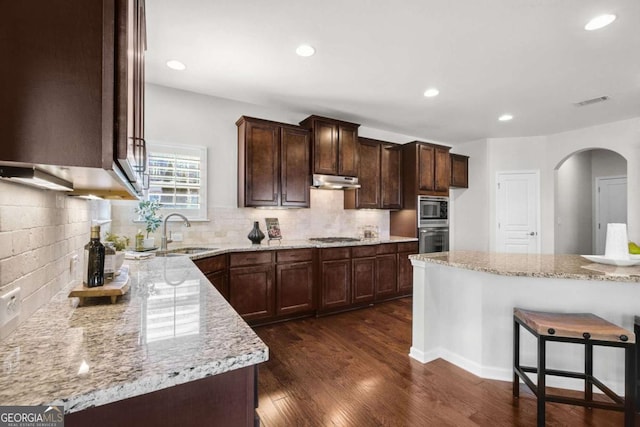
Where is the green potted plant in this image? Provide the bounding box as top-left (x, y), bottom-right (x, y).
top-left (105, 232), bottom-right (130, 271)
top-left (135, 200), bottom-right (162, 248)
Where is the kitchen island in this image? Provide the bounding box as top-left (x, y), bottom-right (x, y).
top-left (0, 255), bottom-right (268, 426)
top-left (409, 251), bottom-right (640, 392)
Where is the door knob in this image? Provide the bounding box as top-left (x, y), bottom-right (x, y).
top-left (529, 232), bottom-right (537, 236)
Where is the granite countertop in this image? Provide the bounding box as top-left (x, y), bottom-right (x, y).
top-left (410, 250), bottom-right (640, 282)
top-left (0, 256), bottom-right (268, 413)
top-left (162, 235), bottom-right (418, 261)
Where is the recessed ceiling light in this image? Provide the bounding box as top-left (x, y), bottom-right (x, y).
top-left (584, 14), bottom-right (616, 31)
top-left (498, 114), bottom-right (513, 122)
top-left (166, 60), bottom-right (186, 71)
top-left (296, 44), bottom-right (315, 57)
top-left (423, 88), bottom-right (440, 98)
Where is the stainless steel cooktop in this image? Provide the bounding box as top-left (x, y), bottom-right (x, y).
top-left (308, 237), bottom-right (361, 243)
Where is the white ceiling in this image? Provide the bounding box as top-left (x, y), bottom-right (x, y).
top-left (145, 0), bottom-right (640, 144)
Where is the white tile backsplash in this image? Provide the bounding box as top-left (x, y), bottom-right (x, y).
top-left (0, 181), bottom-right (90, 340)
top-left (111, 189), bottom-right (390, 246)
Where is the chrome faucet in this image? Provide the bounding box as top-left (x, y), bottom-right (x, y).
top-left (160, 213), bottom-right (191, 251)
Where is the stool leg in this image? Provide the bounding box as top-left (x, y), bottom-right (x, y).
top-left (537, 336), bottom-right (546, 427)
top-left (585, 341), bottom-right (593, 406)
top-left (624, 343), bottom-right (636, 427)
top-left (513, 318), bottom-right (520, 398)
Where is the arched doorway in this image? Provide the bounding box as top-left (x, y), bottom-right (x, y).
top-left (554, 149), bottom-right (627, 255)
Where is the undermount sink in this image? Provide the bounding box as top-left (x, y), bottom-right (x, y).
top-left (156, 247), bottom-right (216, 257)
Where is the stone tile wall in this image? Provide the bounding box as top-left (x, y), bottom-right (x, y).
top-left (0, 181), bottom-right (90, 339)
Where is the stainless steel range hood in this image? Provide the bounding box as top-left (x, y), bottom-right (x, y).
top-left (312, 174), bottom-right (360, 190)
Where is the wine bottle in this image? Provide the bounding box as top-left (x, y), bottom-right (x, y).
top-left (84, 225), bottom-right (105, 287)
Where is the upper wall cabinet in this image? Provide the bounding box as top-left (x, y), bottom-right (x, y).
top-left (237, 116), bottom-right (310, 208)
top-left (0, 0), bottom-right (146, 197)
top-left (344, 138), bottom-right (402, 209)
top-left (400, 141), bottom-right (451, 208)
top-left (450, 153), bottom-right (469, 188)
top-left (299, 116), bottom-right (360, 177)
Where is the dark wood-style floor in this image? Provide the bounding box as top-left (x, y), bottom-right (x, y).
top-left (254, 298), bottom-right (630, 426)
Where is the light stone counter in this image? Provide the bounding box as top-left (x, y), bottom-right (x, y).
top-left (410, 250), bottom-right (640, 282)
top-left (408, 250), bottom-right (640, 395)
top-left (0, 255), bottom-right (268, 413)
top-left (165, 235), bottom-right (418, 260)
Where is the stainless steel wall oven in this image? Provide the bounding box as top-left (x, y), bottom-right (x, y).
top-left (417, 196), bottom-right (449, 253)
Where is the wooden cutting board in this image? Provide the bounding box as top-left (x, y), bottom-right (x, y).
top-left (69, 265), bottom-right (130, 306)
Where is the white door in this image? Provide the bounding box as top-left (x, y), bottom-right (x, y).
top-left (496, 171), bottom-right (540, 253)
top-left (595, 176), bottom-right (627, 255)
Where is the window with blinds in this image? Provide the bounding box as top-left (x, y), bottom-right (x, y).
top-left (145, 142), bottom-right (208, 220)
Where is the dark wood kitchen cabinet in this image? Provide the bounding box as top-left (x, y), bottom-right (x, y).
top-left (237, 116), bottom-right (310, 208)
top-left (229, 252), bottom-right (275, 323)
top-left (450, 153), bottom-right (469, 188)
top-left (399, 141), bottom-right (451, 207)
top-left (299, 115), bottom-right (360, 177)
top-left (381, 143), bottom-right (402, 209)
top-left (344, 138), bottom-right (402, 210)
top-left (375, 243), bottom-right (398, 301)
top-left (318, 247), bottom-right (352, 313)
top-left (397, 241), bottom-right (418, 296)
top-left (0, 0), bottom-right (146, 196)
top-left (194, 254), bottom-right (229, 300)
top-left (351, 246), bottom-right (377, 304)
top-left (275, 249), bottom-right (315, 316)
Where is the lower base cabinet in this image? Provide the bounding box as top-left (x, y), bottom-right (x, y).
top-left (196, 242), bottom-right (417, 324)
top-left (66, 365), bottom-right (259, 427)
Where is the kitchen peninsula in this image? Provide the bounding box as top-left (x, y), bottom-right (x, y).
top-left (409, 251), bottom-right (640, 393)
top-left (0, 255), bottom-right (268, 426)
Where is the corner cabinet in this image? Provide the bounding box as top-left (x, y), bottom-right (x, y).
top-left (0, 0), bottom-right (146, 196)
top-left (237, 116), bottom-right (310, 208)
top-left (450, 153), bottom-right (469, 188)
top-left (299, 115), bottom-right (360, 177)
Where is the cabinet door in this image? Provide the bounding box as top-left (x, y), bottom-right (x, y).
top-left (244, 121), bottom-right (280, 206)
top-left (434, 146), bottom-right (451, 193)
top-left (450, 154), bottom-right (469, 188)
top-left (355, 139), bottom-right (381, 208)
top-left (397, 251), bottom-right (415, 295)
top-left (319, 259), bottom-right (351, 310)
top-left (417, 144), bottom-right (435, 192)
top-left (281, 126), bottom-right (310, 207)
top-left (375, 253), bottom-right (397, 301)
top-left (381, 144), bottom-right (402, 209)
top-left (313, 120), bottom-right (338, 175)
top-left (338, 125), bottom-right (359, 177)
top-left (229, 265), bottom-right (275, 321)
top-left (352, 257), bottom-right (375, 303)
top-left (276, 261), bottom-right (314, 315)
top-left (206, 271), bottom-right (229, 301)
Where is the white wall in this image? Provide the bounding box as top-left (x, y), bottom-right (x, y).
top-left (449, 117), bottom-right (640, 254)
top-left (555, 150), bottom-right (592, 254)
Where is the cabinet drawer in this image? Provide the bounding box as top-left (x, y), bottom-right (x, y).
top-left (376, 243), bottom-right (397, 255)
top-left (351, 245), bottom-right (377, 258)
top-left (194, 254), bottom-right (227, 274)
top-left (320, 247), bottom-right (351, 261)
top-left (277, 248), bottom-right (314, 263)
top-left (229, 251), bottom-right (274, 267)
top-left (398, 241), bottom-right (419, 253)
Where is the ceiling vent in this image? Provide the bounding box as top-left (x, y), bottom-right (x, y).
top-left (574, 96), bottom-right (609, 107)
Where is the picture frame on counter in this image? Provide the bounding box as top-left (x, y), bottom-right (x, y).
top-left (265, 217), bottom-right (282, 241)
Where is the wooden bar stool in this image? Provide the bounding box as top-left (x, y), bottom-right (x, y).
top-left (513, 308), bottom-right (636, 427)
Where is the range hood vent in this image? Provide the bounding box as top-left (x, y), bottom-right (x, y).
top-left (312, 174), bottom-right (360, 190)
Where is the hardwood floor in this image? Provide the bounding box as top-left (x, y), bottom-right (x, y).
top-left (254, 298), bottom-right (631, 426)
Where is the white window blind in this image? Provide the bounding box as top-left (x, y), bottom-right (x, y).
top-left (145, 142), bottom-right (208, 220)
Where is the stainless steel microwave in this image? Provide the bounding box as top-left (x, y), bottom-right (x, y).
top-left (417, 196), bottom-right (449, 227)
